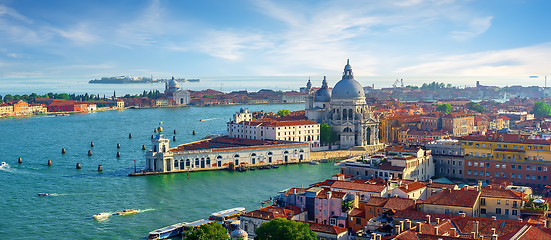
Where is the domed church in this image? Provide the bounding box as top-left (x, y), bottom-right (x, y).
top-left (305, 60), bottom-right (379, 149)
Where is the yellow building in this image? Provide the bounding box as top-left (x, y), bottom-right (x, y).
top-left (420, 189), bottom-right (481, 217)
top-left (461, 131), bottom-right (551, 188)
top-left (0, 103), bottom-right (13, 116)
top-left (480, 187), bottom-right (525, 220)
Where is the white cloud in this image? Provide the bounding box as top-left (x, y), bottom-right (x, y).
top-left (451, 16), bottom-right (493, 41)
top-left (395, 42), bottom-right (551, 76)
top-left (51, 23), bottom-right (98, 45)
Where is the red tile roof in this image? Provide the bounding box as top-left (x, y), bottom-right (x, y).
top-left (307, 222), bottom-right (347, 235)
top-left (169, 136), bottom-right (307, 152)
top-left (243, 206), bottom-right (295, 220)
top-left (421, 189), bottom-right (480, 208)
top-left (481, 187), bottom-right (525, 200)
top-left (383, 197), bottom-right (415, 210)
top-left (398, 181), bottom-right (426, 193)
top-left (460, 131), bottom-right (551, 145)
top-left (330, 180), bottom-right (386, 193)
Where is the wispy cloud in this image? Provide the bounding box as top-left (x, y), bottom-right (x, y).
top-left (51, 23), bottom-right (99, 45)
top-left (396, 42), bottom-right (551, 76)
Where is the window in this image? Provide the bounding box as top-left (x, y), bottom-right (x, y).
top-left (486, 163), bottom-right (490, 168)
top-left (527, 166), bottom-right (531, 171)
top-left (496, 208), bottom-right (502, 214)
top-left (513, 201), bottom-right (518, 208)
top-left (497, 144), bottom-right (501, 148)
top-left (468, 170), bottom-right (472, 175)
top-left (511, 173), bottom-right (515, 178)
top-left (512, 210), bottom-right (517, 215)
top-left (538, 166), bottom-right (542, 171)
top-left (481, 198), bottom-right (486, 205)
top-left (474, 162), bottom-right (478, 167)
top-left (481, 208), bottom-right (486, 214)
top-left (545, 176), bottom-right (548, 181)
top-left (505, 209), bottom-right (509, 215)
top-left (474, 171), bottom-right (478, 175)
top-left (497, 200), bottom-right (501, 205)
top-left (526, 174), bottom-right (530, 179)
top-left (518, 174), bottom-right (521, 179)
top-left (468, 161), bottom-right (472, 166)
top-left (495, 172), bottom-right (499, 177)
top-left (496, 164), bottom-right (500, 168)
top-left (356, 217), bottom-right (361, 225)
top-left (502, 164), bottom-right (506, 169)
top-left (532, 175), bottom-right (536, 180)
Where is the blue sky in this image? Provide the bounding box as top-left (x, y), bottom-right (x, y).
top-left (1, 0), bottom-right (550, 80)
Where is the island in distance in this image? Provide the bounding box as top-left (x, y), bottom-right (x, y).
top-left (88, 76), bottom-right (199, 84)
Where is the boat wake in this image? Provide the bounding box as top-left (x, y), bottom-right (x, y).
top-left (0, 162), bottom-right (15, 173)
top-left (137, 208), bottom-right (155, 213)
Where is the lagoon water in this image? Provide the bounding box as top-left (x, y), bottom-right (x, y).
top-left (0, 103), bottom-right (339, 239)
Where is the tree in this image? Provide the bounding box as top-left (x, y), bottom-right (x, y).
top-left (183, 222), bottom-right (229, 240)
top-left (4, 94), bottom-right (13, 102)
top-left (277, 109), bottom-right (290, 117)
top-left (203, 94), bottom-right (214, 98)
top-left (466, 102), bottom-right (485, 113)
top-left (436, 103), bottom-right (452, 114)
top-left (532, 101), bottom-right (551, 117)
top-left (320, 123), bottom-right (338, 144)
top-left (255, 218), bottom-right (316, 240)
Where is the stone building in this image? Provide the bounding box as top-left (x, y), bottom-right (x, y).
top-left (305, 60), bottom-right (380, 150)
top-left (425, 139), bottom-right (465, 179)
top-left (164, 77), bottom-right (190, 105)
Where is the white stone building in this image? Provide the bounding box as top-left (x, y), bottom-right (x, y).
top-left (227, 111), bottom-right (321, 148)
top-left (164, 77), bottom-right (190, 105)
top-left (305, 60), bottom-right (380, 150)
top-left (145, 131), bottom-right (311, 173)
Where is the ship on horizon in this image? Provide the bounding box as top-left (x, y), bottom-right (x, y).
top-left (89, 76), bottom-right (197, 84)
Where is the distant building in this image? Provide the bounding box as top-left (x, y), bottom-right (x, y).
top-left (425, 139), bottom-right (465, 179)
top-left (0, 103), bottom-right (13, 116)
top-left (46, 101), bottom-right (87, 112)
top-left (164, 77), bottom-right (191, 105)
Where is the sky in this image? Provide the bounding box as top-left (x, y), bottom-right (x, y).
top-left (1, 0), bottom-right (551, 83)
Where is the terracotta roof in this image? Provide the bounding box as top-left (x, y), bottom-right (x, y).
top-left (237, 119), bottom-right (319, 127)
top-left (378, 162), bottom-right (406, 171)
top-left (481, 187), bottom-right (525, 200)
top-left (315, 189), bottom-right (347, 199)
top-left (243, 206), bottom-right (295, 220)
top-left (460, 131), bottom-right (551, 145)
top-left (307, 222), bottom-right (347, 235)
top-left (398, 181), bottom-right (426, 193)
top-left (365, 196), bottom-right (389, 207)
top-left (283, 187), bottom-right (306, 196)
top-left (426, 182), bottom-right (457, 189)
top-left (421, 189), bottom-right (480, 208)
top-left (330, 180), bottom-right (386, 193)
top-left (442, 112), bottom-right (473, 119)
top-left (349, 208), bottom-right (364, 217)
top-left (392, 209), bottom-right (450, 222)
top-left (383, 197), bottom-right (415, 210)
top-left (169, 136), bottom-right (307, 152)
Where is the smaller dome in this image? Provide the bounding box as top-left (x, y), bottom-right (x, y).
top-left (315, 88), bottom-right (331, 102)
top-left (231, 228), bottom-right (248, 238)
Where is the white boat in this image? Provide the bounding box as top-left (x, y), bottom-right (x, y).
top-left (1, 162), bottom-right (7, 167)
top-left (93, 212), bottom-right (111, 221)
top-left (209, 207), bottom-right (245, 224)
top-left (309, 161), bottom-right (319, 165)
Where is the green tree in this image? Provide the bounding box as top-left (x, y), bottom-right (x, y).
top-left (4, 94), bottom-right (13, 102)
top-left (277, 109), bottom-right (291, 117)
top-left (466, 102), bottom-right (485, 113)
top-left (436, 103), bottom-right (452, 114)
top-left (320, 123), bottom-right (338, 144)
top-left (255, 218), bottom-right (316, 240)
top-left (203, 94), bottom-right (214, 98)
top-left (183, 222), bottom-right (229, 240)
top-left (532, 101), bottom-right (551, 117)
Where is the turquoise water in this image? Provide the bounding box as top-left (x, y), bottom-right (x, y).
top-left (0, 103), bottom-right (338, 239)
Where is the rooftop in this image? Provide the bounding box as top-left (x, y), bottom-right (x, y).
top-left (421, 189), bottom-right (480, 208)
top-left (169, 136), bottom-right (307, 152)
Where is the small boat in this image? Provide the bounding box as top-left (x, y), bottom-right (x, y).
top-left (1, 162), bottom-right (7, 167)
top-left (118, 209), bottom-right (138, 216)
top-left (271, 165), bottom-right (279, 169)
top-left (37, 193), bottom-right (50, 196)
top-left (249, 167), bottom-right (256, 171)
top-left (309, 161), bottom-right (319, 165)
top-left (260, 197), bottom-right (272, 204)
top-left (93, 212), bottom-right (111, 221)
top-left (55, 113), bottom-right (69, 116)
top-left (264, 165), bottom-right (272, 169)
top-left (199, 119), bottom-right (206, 122)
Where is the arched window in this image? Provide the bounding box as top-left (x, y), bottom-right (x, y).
top-left (343, 127), bottom-right (352, 132)
top-left (349, 109), bottom-right (353, 119)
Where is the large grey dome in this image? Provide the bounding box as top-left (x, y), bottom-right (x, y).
top-left (331, 60), bottom-right (365, 100)
top-left (315, 76), bottom-right (331, 102)
top-left (168, 77), bottom-right (179, 89)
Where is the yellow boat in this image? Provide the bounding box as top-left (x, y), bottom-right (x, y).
top-left (118, 209), bottom-right (138, 216)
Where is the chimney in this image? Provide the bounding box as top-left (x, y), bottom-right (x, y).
top-left (327, 191), bottom-right (332, 199)
top-left (405, 184), bottom-right (409, 190)
top-left (426, 215), bottom-right (431, 224)
top-left (492, 216), bottom-right (497, 221)
top-left (477, 181), bottom-right (482, 191)
top-left (405, 219), bottom-right (412, 230)
top-left (436, 217), bottom-right (440, 224)
top-left (473, 221), bottom-right (479, 238)
top-left (416, 222), bottom-right (422, 232)
top-left (400, 221), bottom-right (404, 232)
top-left (492, 234), bottom-right (498, 240)
top-left (293, 188), bottom-right (297, 194)
top-left (429, 179), bottom-right (433, 184)
top-left (491, 228), bottom-right (496, 236)
top-left (399, 180), bottom-right (402, 186)
top-left (434, 226), bottom-right (439, 235)
top-left (395, 225), bottom-right (401, 235)
top-left (371, 233), bottom-right (377, 240)
top-left (451, 228), bottom-right (458, 237)
top-left (460, 212), bottom-right (466, 218)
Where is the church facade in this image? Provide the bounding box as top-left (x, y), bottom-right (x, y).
top-left (305, 60), bottom-right (380, 149)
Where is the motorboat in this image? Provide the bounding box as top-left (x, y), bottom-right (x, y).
top-left (37, 193), bottom-right (50, 196)
top-left (118, 209), bottom-right (138, 216)
top-left (309, 161), bottom-right (319, 165)
top-left (93, 212), bottom-right (111, 221)
top-left (1, 162), bottom-right (7, 167)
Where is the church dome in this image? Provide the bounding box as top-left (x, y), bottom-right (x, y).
top-left (168, 77), bottom-right (179, 89)
top-left (331, 59), bottom-right (364, 100)
top-left (315, 76), bottom-right (331, 102)
top-left (231, 228), bottom-right (248, 238)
